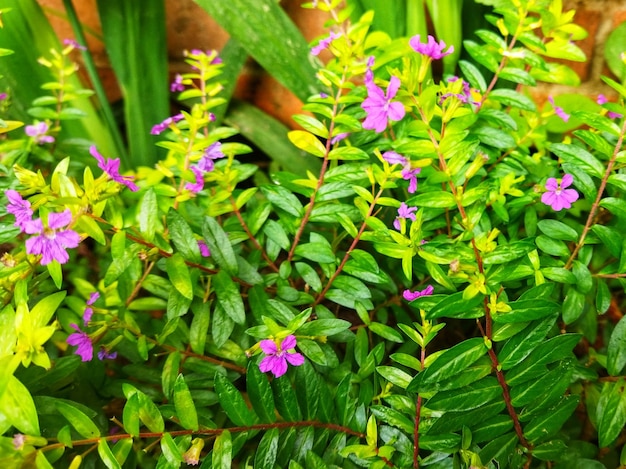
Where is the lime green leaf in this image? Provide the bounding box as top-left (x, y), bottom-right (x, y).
top-left (30, 291), bottom-right (66, 328)
top-left (288, 130), bottom-right (327, 158)
top-left (213, 430), bottom-right (233, 469)
top-left (167, 209), bottom-right (201, 262)
top-left (174, 374), bottom-right (198, 430)
top-left (138, 189), bottom-right (158, 242)
top-left (166, 253), bottom-right (193, 301)
top-left (407, 191), bottom-right (457, 209)
top-left (98, 438), bottom-right (122, 469)
top-left (56, 400), bottom-right (100, 438)
top-left (0, 376), bottom-right (40, 435)
top-left (608, 316), bottom-right (626, 376)
top-left (160, 432), bottom-right (182, 466)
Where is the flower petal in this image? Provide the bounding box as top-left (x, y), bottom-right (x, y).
top-left (259, 339), bottom-right (277, 355)
top-left (281, 335), bottom-right (297, 351)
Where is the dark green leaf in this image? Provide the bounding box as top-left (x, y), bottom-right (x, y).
top-left (254, 428), bottom-right (279, 468)
top-left (261, 184), bottom-right (304, 217)
top-left (203, 216), bottom-right (238, 275)
top-left (536, 235), bottom-right (571, 257)
top-left (167, 209), bottom-right (201, 262)
top-left (214, 372), bottom-right (256, 426)
top-left (549, 143), bottom-right (605, 178)
top-left (190, 301), bottom-right (210, 355)
top-left (537, 219), bottom-right (579, 241)
top-left (272, 373), bottom-right (302, 421)
top-left (524, 395), bottom-right (579, 444)
top-left (213, 270), bottom-right (245, 325)
top-left (212, 430), bottom-right (233, 469)
top-left (597, 380), bottom-right (626, 448)
top-left (247, 361), bottom-right (276, 423)
top-left (295, 361), bottom-right (320, 419)
top-left (479, 433), bottom-right (517, 465)
top-left (607, 316), bottom-right (626, 376)
top-left (498, 314), bottom-right (558, 369)
top-left (493, 299), bottom-right (560, 323)
top-left (426, 377), bottom-right (500, 411)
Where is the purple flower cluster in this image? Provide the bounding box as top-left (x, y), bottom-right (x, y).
top-left (90, 146), bottom-right (139, 191)
top-left (361, 56), bottom-right (405, 133)
top-left (440, 76), bottom-right (479, 107)
top-left (170, 74), bottom-right (185, 92)
top-left (83, 292), bottom-right (100, 324)
top-left (541, 173), bottom-right (579, 211)
top-left (25, 122), bottom-right (54, 144)
top-left (185, 142), bottom-right (226, 193)
top-left (67, 293), bottom-right (116, 362)
top-left (382, 151), bottom-right (421, 193)
top-left (24, 210), bottom-right (81, 265)
top-left (393, 202), bottom-right (417, 231)
top-left (259, 335), bottom-right (305, 378)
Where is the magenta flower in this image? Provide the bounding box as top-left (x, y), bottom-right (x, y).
top-left (25, 122), bottom-right (54, 144)
top-left (185, 165), bottom-right (205, 193)
top-left (402, 167), bottom-right (421, 194)
top-left (548, 96), bottom-right (570, 122)
top-left (382, 151), bottom-right (408, 166)
top-left (330, 132), bottom-right (349, 145)
top-left (311, 31), bottom-right (341, 56)
top-left (5, 189), bottom-right (33, 230)
top-left (409, 35), bottom-right (454, 60)
top-left (63, 38), bottom-right (87, 51)
top-left (97, 348), bottom-right (117, 360)
top-left (83, 292), bottom-right (100, 324)
top-left (151, 113), bottom-right (184, 135)
top-left (597, 95), bottom-right (623, 119)
top-left (597, 94), bottom-right (608, 105)
top-left (0, 92), bottom-right (7, 101)
top-left (259, 335), bottom-right (305, 378)
top-left (24, 210), bottom-right (80, 265)
top-left (393, 202), bottom-right (417, 231)
top-left (198, 240), bottom-right (211, 257)
top-left (362, 76), bottom-right (405, 133)
top-left (89, 145), bottom-right (139, 192)
top-left (541, 174), bottom-right (579, 211)
top-left (170, 74), bottom-right (185, 92)
top-left (403, 285), bottom-right (434, 301)
top-left (67, 324), bottom-right (94, 361)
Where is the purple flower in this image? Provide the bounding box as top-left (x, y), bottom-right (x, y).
top-left (382, 151), bottom-right (408, 166)
top-left (83, 292), bottom-right (100, 324)
top-left (25, 122), bottom-right (54, 144)
top-left (185, 165), bottom-right (205, 193)
top-left (5, 189), bottom-right (33, 230)
top-left (24, 210), bottom-right (81, 265)
top-left (361, 76), bottom-right (405, 133)
top-left (548, 96), bottom-right (570, 122)
top-left (311, 31), bottom-right (341, 56)
top-left (409, 35), bottom-right (454, 60)
top-left (402, 166), bottom-right (421, 194)
top-left (330, 132), bottom-right (349, 145)
top-left (63, 38), bottom-right (86, 51)
top-left (393, 202), bottom-right (417, 231)
top-left (608, 111), bottom-right (623, 119)
top-left (0, 92), bottom-right (7, 101)
top-left (97, 348), bottom-right (117, 360)
top-left (170, 74), bottom-right (185, 92)
top-left (541, 174), bottom-right (579, 211)
top-left (198, 240), bottom-right (210, 257)
top-left (196, 142), bottom-right (225, 172)
top-left (259, 335), bottom-right (305, 378)
top-left (364, 56), bottom-right (375, 85)
top-left (403, 285), bottom-right (434, 301)
top-left (67, 323), bottom-right (93, 361)
top-left (89, 145), bottom-right (139, 192)
top-left (597, 94), bottom-right (608, 105)
top-left (151, 113), bottom-right (184, 135)
top-left (12, 434), bottom-right (26, 450)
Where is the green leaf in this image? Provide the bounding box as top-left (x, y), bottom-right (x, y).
top-left (98, 438), bottom-right (122, 469)
top-left (459, 60), bottom-right (487, 92)
top-left (203, 216), bottom-right (239, 275)
top-left (255, 428), bottom-right (280, 468)
top-left (214, 372), bottom-right (256, 426)
top-left (162, 351), bottom-right (181, 400)
top-left (122, 394), bottom-right (140, 436)
top-left (194, 0), bottom-right (318, 102)
top-left (0, 376), bottom-right (40, 435)
top-left (498, 315), bottom-right (558, 370)
top-left (597, 380), bottom-right (626, 448)
top-left (30, 291), bottom-right (66, 328)
top-left (174, 374), bottom-right (198, 431)
top-left (294, 243), bottom-right (336, 264)
top-left (426, 377), bottom-right (500, 411)
top-left (295, 262), bottom-right (322, 292)
top-left (263, 220), bottom-right (290, 251)
top-left (212, 303), bottom-right (234, 349)
top-left (533, 440), bottom-right (569, 461)
top-left (247, 361), bottom-right (276, 422)
top-left (562, 287), bottom-right (586, 324)
top-left (288, 130), bottom-right (327, 158)
top-left (212, 430), bottom-right (233, 469)
top-left (272, 373), bottom-right (302, 421)
top-left (369, 322), bottom-right (403, 343)
top-left (296, 338), bottom-right (327, 366)
top-left (213, 270), bottom-right (245, 325)
top-left (407, 191), bottom-right (457, 209)
top-left (493, 299), bottom-right (560, 323)
top-left (96, 0), bottom-right (168, 167)
top-left (376, 366), bottom-right (413, 389)
top-left (190, 301), bottom-right (210, 355)
top-left (537, 219), bottom-right (579, 241)
top-left (56, 399), bottom-right (100, 438)
top-left (426, 291), bottom-right (484, 319)
top-left (138, 188), bottom-right (158, 241)
top-left (328, 146), bottom-right (369, 161)
top-left (479, 433), bottom-right (517, 466)
top-left (600, 197), bottom-right (626, 219)
top-left (167, 209), bottom-right (201, 262)
top-left (536, 235), bottom-right (571, 257)
top-left (166, 253), bottom-right (194, 301)
top-left (524, 395), bottom-right (579, 444)
top-left (295, 361), bottom-right (320, 419)
top-left (549, 143), bottom-right (605, 179)
top-left (160, 432), bottom-right (182, 466)
top-left (260, 185), bottom-right (304, 217)
top-left (489, 89), bottom-right (537, 111)
top-left (607, 316), bottom-right (626, 376)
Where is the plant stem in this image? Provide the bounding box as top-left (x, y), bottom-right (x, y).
top-left (565, 118), bottom-right (626, 269)
top-left (413, 344), bottom-right (426, 468)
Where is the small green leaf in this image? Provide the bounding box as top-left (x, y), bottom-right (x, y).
top-left (203, 216), bottom-right (239, 275)
top-left (167, 208), bottom-right (201, 262)
top-left (537, 219), bottom-right (579, 241)
top-left (288, 130), bottom-right (327, 157)
top-left (174, 374), bottom-right (198, 430)
top-left (137, 188), bottom-right (158, 241)
top-left (489, 89), bottom-right (536, 111)
top-left (369, 322), bottom-right (403, 343)
top-left (213, 430), bottom-right (233, 469)
top-left (98, 438), bottom-right (122, 469)
top-left (254, 428), bottom-right (280, 468)
top-left (213, 270), bottom-right (245, 325)
top-left (607, 316), bottom-right (626, 376)
top-left (407, 191), bottom-right (457, 209)
top-left (55, 400), bottom-right (100, 439)
top-left (166, 253), bottom-right (194, 300)
top-left (160, 432), bottom-right (182, 466)
top-left (162, 351), bottom-right (181, 400)
top-left (247, 361), bottom-right (276, 422)
top-left (597, 380), bottom-right (626, 448)
top-left (260, 184), bottom-right (304, 217)
top-left (214, 372), bottom-right (257, 426)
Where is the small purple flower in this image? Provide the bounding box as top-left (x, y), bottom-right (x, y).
top-left (403, 285), bottom-right (434, 301)
top-left (67, 323), bottom-right (93, 361)
top-left (393, 202), bottom-right (417, 231)
top-left (89, 145), bottom-right (139, 192)
top-left (0, 92), bottom-right (7, 101)
top-left (330, 132), bottom-right (349, 145)
top-left (608, 111), bottom-right (623, 119)
top-left (97, 348), bottom-right (117, 360)
top-left (541, 174), bottom-right (579, 211)
top-left (597, 94), bottom-right (608, 105)
top-left (311, 31), bottom-right (341, 56)
top-left (382, 151), bottom-right (408, 166)
top-left (259, 335), bottom-right (305, 378)
top-left (196, 142), bottom-right (225, 172)
top-left (409, 35), bottom-right (454, 60)
top-left (25, 122), bottom-right (54, 144)
top-left (5, 189), bottom-right (33, 230)
top-left (198, 240), bottom-right (211, 257)
top-left (548, 96), bottom-right (570, 122)
top-left (63, 38), bottom-right (87, 51)
top-left (185, 165), bottom-right (205, 193)
top-left (83, 292), bottom-right (100, 324)
top-left (12, 434), bottom-right (26, 450)
top-left (402, 166), bottom-right (421, 194)
top-left (361, 76), bottom-right (405, 133)
top-left (170, 74), bottom-right (185, 92)
top-left (24, 210), bottom-right (81, 265)
top-left (151, 113), bottom-right (184, 135)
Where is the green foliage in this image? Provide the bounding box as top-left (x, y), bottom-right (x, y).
top-left (0, 0), bottom-right (624, 468)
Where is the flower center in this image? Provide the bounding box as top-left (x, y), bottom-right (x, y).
top-left (44, 228), bottom-right (56, 240)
